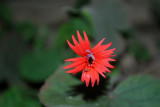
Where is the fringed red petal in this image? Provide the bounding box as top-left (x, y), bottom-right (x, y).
top-left (65, 63), bottom-right (85, 73)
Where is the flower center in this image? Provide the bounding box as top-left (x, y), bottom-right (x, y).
top-left (88, 57), bottom-right (94, 64)
top-left (86, 50), bottom-right (95, 66)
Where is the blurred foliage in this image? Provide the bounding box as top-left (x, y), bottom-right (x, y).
top-left (0, 34), bottom-right (27, 85)
top-left (87, 0), bottom-right (130, 55)
top-left (0, 3), bottom-right (12, 37)
top-left (157, 40), bottom-right (160, 51)
top-left (16, 21), bottom-right (36, 41)
top-left (0, 87), bottom-right (41, 107)
top-left (55, 11), bottom-right (94, 48)
top-left (151, 0), bottom-right (160, 20)
top-left (129, 43), bottom-right (151, 62)
top-left (120, 27), bottom-right (136, 39)
top-left (109, 67), bottom-right (121, 88)
top-left (35, 25), bottom-right (50, 49)
top-left (0, 28), bottom-right (5, 36)
top-left (89, 0), bottom-right (130, 33)
top-left (74, 0), bottom-right (90, 9)
top-left (0, 4), bottom-right (12, 23)
top-left (19, 48), bottom-right (62, 82)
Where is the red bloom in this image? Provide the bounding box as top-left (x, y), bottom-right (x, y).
top-left (63, 30), bottom-right (116, 87)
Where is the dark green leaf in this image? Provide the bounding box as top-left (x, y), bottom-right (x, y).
top-left (81, 9), bottom-right (95, 35)
top-left (0, 87), bottom-right (41, 107)
top-left (19, 48), bottom-right (62, 82)
top-left (108, 75), bottom-right (160, 107)
top-left (39, 67), bottom-right (108, 107)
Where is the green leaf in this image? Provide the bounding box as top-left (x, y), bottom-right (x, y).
top-left (108, 75), bottom-right (160, 107)
top-left (0, 87), bottom-right (41, 107)
top-left (19, 48), bottom-right (62, 82)
top-left (81, 9), bottom-right (95, 35)
top-left (16, 21), bottom-right (36, 41)
top-left (55, 17), bottom-right (94, 48)
top-left (39, 67), bottom-right (108, 107)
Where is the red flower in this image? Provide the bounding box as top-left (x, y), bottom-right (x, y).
top-left (63, 30), bottom-right (116, 87)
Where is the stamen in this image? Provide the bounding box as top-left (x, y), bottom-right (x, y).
top-left (86, 50), bottom-right (91, 53)
top-left (85, 49), bottom-right (95, 66)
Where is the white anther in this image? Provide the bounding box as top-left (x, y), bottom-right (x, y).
top-left (86, 49), bottom-right (91, 53)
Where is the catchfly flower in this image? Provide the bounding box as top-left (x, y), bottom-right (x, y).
top-left (63, 30), bottom-right (116, 87)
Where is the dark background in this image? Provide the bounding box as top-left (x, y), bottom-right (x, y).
top-left (0, 0), bottom-right (160, 107)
